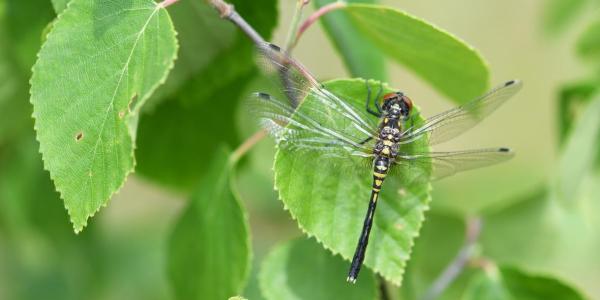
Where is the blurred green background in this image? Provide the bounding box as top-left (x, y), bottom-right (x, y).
top-left (1, 0), bottom-right (599, 299)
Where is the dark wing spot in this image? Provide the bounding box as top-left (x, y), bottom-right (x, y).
top-left (257, 92), bottom-right (271, 99)
top-left (505, 80), bottom-right (516, 86)
top-left (499, 147), bottom-right (511, 152)
top-left (75, 132), bottom-right (84, 141)
top-left (268, 43), bottom-right (281, 51)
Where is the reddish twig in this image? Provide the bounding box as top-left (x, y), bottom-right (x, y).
top-left (293, 1), bottom-right (347, 48)
top-left (158, 0), bottom-right (179, 8)
top-left (284, 0), bottom-right (313, 52)
top-left (230, 129), bottom-right (268, 164)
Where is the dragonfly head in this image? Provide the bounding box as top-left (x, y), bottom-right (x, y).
top-left (382, 92), bottom-right (412, 120)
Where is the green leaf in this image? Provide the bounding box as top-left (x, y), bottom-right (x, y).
top-left (557, 81), bottom-right (599, 145)
top-left (542, 0), bottom-right (588, 34)
top-left (555, 95), bottom-right (600, 204)
top-left (51, 0), bottom-right (70, 14)
top-left (344, 4), bottom-right (489, 104)
top-left (481, 183), bottom-right (600, 298)
top-left (0, 134), bottom-right (69, 238)
top-left (314, 0), bottom-right (387, 81)
top-left (274, 79), bottom-right (432, 284)
top-left (480, 188), bottom-right (555, 267)
top-left (259, 238), bottom-right (377, 300)
top-left (136, 0), bottom-right (277, 190)
top-left (463, 265), bottom-right (586, 300)
top-left (576, 18), bottom-right (600, 60)
top-left (30, 0), bottom-right (178, 232)
top-left (142, 0), bottom-right (237, 108)
top-left (167, 147), bottom-right (251, 300)
top-left (136, 41), bottom-right (253, 190)
top-left (400, 211), bottom-right (473, 300)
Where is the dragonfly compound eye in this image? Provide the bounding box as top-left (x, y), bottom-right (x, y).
top-left (400, 96), bottom-right (413, 117)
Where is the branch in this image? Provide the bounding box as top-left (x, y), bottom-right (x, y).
top-left (284, 0), bottom-right (312, 53)
top-left (158, 0), bottom-right (179, 8)
top-left (293, 1), bottom-right (347, 49)
top-left (230, 129), bottom-right (268, 165)
top-left (378, 275), bottom-right (391, 300)
top-left (205, 0), bottom-right (266, 46)
top-left (422, 217), bottom-right (483, 300)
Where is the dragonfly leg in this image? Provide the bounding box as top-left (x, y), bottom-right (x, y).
top-left (359, 136), bottom-right (373, 145)
top-left (374, 82), bottom-right (383, 114)
top-left (365, 79), bottom-right (382, 117)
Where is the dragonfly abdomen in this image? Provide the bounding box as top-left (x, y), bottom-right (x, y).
top-left (347, 155), bottom-right (392, 283)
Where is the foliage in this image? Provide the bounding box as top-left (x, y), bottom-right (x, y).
top-left (30, 0), bottom-right (178, 232)
top-left (344, 4), bottom-right (490, 103)
top-left (168, 148), bottom-right (250, 300)
top-left (0, 0), bottom-right (598, 299)
top-left (274, 79), bottom-right (431, 284)
top-left (260, 238), bottom-right (377, 300)
top-left (314, 0), bottom-right (386, 81)
top-left (135, 0), bottom-right (277, 191)
top-left (462, 266), bottom-right (586, 300)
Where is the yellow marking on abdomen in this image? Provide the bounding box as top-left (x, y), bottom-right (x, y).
top-left (374, 172), bottom-right (386, 179)
top-left (375, 179), bottom-right (383, 186)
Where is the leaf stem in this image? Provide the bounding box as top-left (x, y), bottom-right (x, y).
top-left (293, 1), bottom-right (347, 49)
top-left (158, 0), bottom-right (179, 8)
top-left (284, 0), bottom-right (312, 53)
top-left (422, 217), bottom-right (483, 300)
top-left (230, 129), bottom-right (268, 165)
top-left (205, 0), bottom-right (266, 46)
top-left (378, 275), bottom-right (391, 300)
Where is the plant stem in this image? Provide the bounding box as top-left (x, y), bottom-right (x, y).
top-left (378, 275), bottom-right (391, 300)
top-left (284, 0), bottom-right (311, 53)
top-left (422, 217), bottom-right (482, 300)
top-left (158, 0), bottom-right (179, 8)
top-left (230, 129), bottom-right (268, 165)
top-left (293, 1), bottom-right (346, 48)
top-left (205, 0), bottom-right (266, 46)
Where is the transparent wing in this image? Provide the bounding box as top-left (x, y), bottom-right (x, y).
top-left (400, 80), bottom-right (522, 145)
top-left (248, 42), bottom-right (379, 158)
top-left (248, 92), bottom-right (376, 158)
top-left (393, 147), bottom-right (514, 183)
top-left (254, 42), bottom-right (379, 134)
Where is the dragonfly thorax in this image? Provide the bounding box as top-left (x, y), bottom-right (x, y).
top-left (374, 125), bottom-right (401, 158)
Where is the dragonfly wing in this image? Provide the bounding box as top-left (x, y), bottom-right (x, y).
top-left (393, 147), bottom-right (514, 183)
top-left (400, 80), bottom-right (522, 146)
top-left (255, 42), bottom-right (379, 134)
top-left (248, 92), bottom-right (376, 159)
top-left (250, 42), bottom-right (380, 159)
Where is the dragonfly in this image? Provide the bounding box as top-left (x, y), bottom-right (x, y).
top-left (250, 42), bottom-right (522, 283)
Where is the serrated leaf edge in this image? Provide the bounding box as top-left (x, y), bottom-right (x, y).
top-left (272, 139), bottom-right (433, 286)
top-left (29, 1), bottom-right (179, 233)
